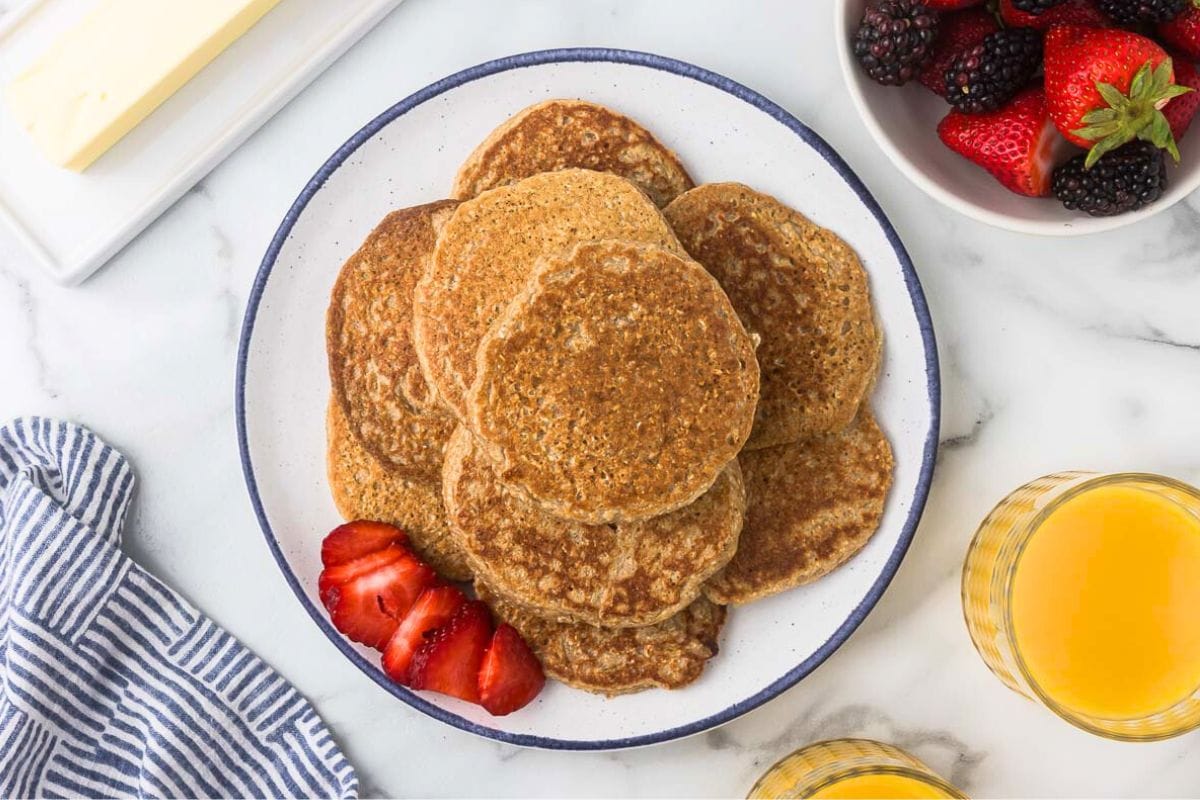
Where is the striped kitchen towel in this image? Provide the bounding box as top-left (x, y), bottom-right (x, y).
top-left (0, 417), bottom-right (358, 799)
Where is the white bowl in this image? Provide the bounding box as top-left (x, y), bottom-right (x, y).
top-left (834, 0), bottom-right (1200, 235)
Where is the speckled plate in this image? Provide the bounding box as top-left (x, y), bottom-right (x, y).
top-left (237, 48), bottom-right (940, 750)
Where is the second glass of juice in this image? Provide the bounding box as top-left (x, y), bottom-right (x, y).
top-left (748, 739), bottom-right (964, 799)
top-left (962, 471), bottom-right (1200, 740)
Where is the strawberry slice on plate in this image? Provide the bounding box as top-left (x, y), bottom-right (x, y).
top-left (318, 545), bottom-right (405, 603)
top-left (321, 520), bottom-right (408, 567)
top-left (320, 546), bottom-right (436, 649)
top-left (1043, 25), bottom-right (1192, 163)
top-left (938, 87), bottom-right (1063, 196)
top-left (317, 519), bottom-right (547, 714)
top-left (382, 584), bottom-right (467, 684)
top-left (479, 624), bottom-right (546, 716)
top-left (407, 600), bottom-right (493, 704)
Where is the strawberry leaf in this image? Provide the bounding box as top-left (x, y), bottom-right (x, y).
top-left (1156, 84), bottom-right (1196, 110)
top-left (1096, 82), bottom-right (1127, 110)
top-left (1128, 65), bottom-right (1151, 102)
top-left (1079, 58), bottom-right (1188, 168)
top-left (1139, 115), bottom-right (1182, 163)
top-left (1154, 60), bottom-right (1173, 92)
top-left (1079, 107), bottom-right (1119, 125)
top-left (1084, 129), bottom-right (1136, 168)
top-left (1075, 122), bottom-right (1120, 139)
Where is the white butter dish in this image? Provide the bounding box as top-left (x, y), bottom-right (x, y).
top-left (0, 0), bottom-right (404, 285)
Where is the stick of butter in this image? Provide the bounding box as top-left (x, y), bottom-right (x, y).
top-left (4, 0), bottom-right (282, 172)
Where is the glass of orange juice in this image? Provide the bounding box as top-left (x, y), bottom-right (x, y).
top-left (963, 471), bottom-right (1200, 740)
top-left (748, 739), bottom-right (964, 799)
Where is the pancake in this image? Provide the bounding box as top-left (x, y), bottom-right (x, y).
top-left (443, 426), bottom-right (744, 627)
top-left (664, 183), bottom-right (880, 450)
top-left (326, 201), bottom-right (458, 481)
top-left (477, 584), bottom-right (726, 696)
top-left (452, 99), bottom-right (694, 207)
top-left (705, 410), bottom-right (893, 605)
top-left (468, 239), bottom-right (759, 524)
top-left (326, 399), bottom-right (471, 582)
top-left (413, 169), bottom-right (685, 420)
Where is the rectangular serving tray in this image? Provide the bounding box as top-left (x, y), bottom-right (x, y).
top-left (0, 0), bottom-right (404, 285)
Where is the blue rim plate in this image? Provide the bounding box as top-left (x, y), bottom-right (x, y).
top-left (236, 47), bottom-right (940, 750)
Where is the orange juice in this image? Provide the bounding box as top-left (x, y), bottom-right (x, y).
top-left (1011, 483), bottom-right (1200, 719)
top-left (749, 739), bottom-right (964, 799)
top-left (809, 772), bottom-right (954, 799)
top-left (963, 472), bottom-right (1200, 740)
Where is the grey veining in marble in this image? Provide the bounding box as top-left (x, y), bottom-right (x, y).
top-left (1, 0), bottom-right (1199, 796)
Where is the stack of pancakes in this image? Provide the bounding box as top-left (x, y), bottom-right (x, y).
top-left (326, 100), bottom-right (894, 697)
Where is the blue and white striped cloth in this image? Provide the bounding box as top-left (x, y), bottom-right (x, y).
top-left (0, 417), bottom-right (358, 799)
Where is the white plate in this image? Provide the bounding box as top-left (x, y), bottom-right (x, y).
top-left (237, 48), bottom-right (941, 750)
top-left (0, 0), bottom-right (403, 285)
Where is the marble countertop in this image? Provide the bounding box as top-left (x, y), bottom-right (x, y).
top-left (2, 0), bottom-right (1199, 796)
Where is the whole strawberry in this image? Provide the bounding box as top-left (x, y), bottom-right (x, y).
top-left (1043, 25), bottom-right (1193, 165)
top-left (919, 8), bottom-right (1001, 95)
top-left (1159, 2), bottom-right (1200, 60)
top-left (1000, 0), bottom-right (1112, 29)
top-left (938, 87), bottom-right (1061, 196)
top-left (1164, 56), bottom-right (1200, 139)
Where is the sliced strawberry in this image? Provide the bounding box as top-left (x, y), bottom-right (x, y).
top-left (321, 520), bottom-right (408, 567)
top-left (321, 548), bottom-right (436, 649)
top-left (1160, 3), bottom-right (1200, 61)
top-left (938, 87), bottom-right (1063, 196)
top-left (407, 601), bottom-right (492, 704)
top-left (318, 546), bottom-right (405, 606)
top-left (382, 585), bottom-right (467, 684)
top-left (478, 624), bottom-right (546, 716)
top-left (918, 8), bottom-right (1000, 95)
top-left (1000, 0), bottom-right (1111, 30)
top-left (1164, 56), bottom-right (1200, 141)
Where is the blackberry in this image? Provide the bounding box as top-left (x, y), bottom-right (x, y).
top-left (943, 29), bottom-right (1043, 113)
top-left (1094, 0), bottom-right (1188, 24)
top-left (1052, 141), bottom-right (1167, 216)
top-left (1009, 0), bottom-right (1067, 13)
top-left (853, 0), bottom-right (940, 86)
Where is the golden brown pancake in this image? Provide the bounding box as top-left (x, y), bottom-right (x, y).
top-left (413, 169), bottom-right (685, 420)
top-left (468, 239), bottom-right (759, 524)
top-left (443, 426), bottom-right (743, 627)
top-left (326, 399), bottom-right (471, 581)
top-left (326, 202), bottom-right (458, 481)
top-left (452, 99), bottom-right (694, 207)
top-left (478, 584), bottom-right (726, 696)
top-left (705, 410), bottom-right (893, 605)
top-left (665, 183), bottom-right (880, 450)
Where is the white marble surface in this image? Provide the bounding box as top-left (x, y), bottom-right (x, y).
top-left (2, 0), bottom-right (1199, 796)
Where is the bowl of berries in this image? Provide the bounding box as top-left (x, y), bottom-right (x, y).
top-left (836, 0), bottom-right (1200, 233)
